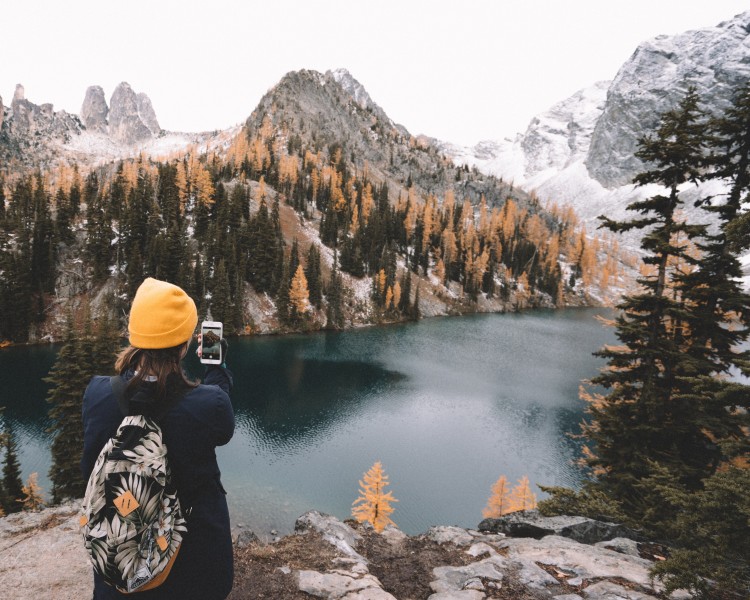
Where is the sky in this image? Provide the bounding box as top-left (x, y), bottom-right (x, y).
top-left (3, 1), bottom-right (749, 146)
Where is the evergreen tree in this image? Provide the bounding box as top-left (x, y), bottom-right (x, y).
top-left (0, 175), bottom-right (6, 225)
top-left (304, 244), bottom-right (323, 309)
top-left (210, 260), bottom-right (232, 331)
top-left (46, 311), bottom-right (89, 502)
top-left (2, 423), bottom-right (24, 513)
top-left (585, 88), bottom-right (711, 520)
top-left (650, 466), bottom-right (750, 598)
top-left (275, 261), bottom-right (291, 324)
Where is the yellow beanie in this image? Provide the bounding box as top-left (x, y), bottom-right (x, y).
top-left (128, 278), bottom-right (198, 349)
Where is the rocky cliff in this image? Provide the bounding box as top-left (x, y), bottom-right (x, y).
top-left (586, 11), bottom-right (750, 188)
top-left (246, 68), bottom-right (527, 210)
top-left (1, 502), bottom-right (690, 600)
top-left (443, 10), bottom-right (750, 287)
top-left (0, 84), bottom-right (83, 169)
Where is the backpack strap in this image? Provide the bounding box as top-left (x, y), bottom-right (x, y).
top-left (110, 375), bottom-right (129, 416)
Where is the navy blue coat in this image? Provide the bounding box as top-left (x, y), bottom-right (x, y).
top-left (81, 366), bottom-right (235, 600)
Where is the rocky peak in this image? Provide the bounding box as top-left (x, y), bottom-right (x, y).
top-left (136, 92), bottom-right (160, 135)
top-left (108, 82), bottom-right (156, 145)
top-left (327, 68), bottom-right (376, 111)
top-left (12, 84), bottom-right (25, 104)
top-left (80, 85), bottom-right (108, 133)
top-left (586, 10), bottom-right (750, 187)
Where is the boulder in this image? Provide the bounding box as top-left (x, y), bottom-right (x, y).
top-left (478, 510), bottom-right (642, 544)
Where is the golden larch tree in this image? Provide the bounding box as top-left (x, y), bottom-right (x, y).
top-left (482, 475), bottom-right (512, 518)
top-left (508, 475), bottom-right (537, 512)
top-left (289, 265), bottom-right (310, 315)
top-left (352, 461), bottom-right (398, 532)
top-left (19, 472), bottom-right (45, 512)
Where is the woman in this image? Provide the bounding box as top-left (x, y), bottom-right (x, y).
top-left (81, 277), bottom-right (235, 599)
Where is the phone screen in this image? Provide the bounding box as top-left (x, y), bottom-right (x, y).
top-left (201, 324), bottom-right (223, 362)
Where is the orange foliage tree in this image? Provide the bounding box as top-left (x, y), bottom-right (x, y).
top-left (483, 474), bottom-right (537, 518)
top-left (352, 461), bottom-right (398, 532)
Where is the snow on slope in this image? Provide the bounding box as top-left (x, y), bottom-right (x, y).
top-left (59, 126), bottom-right (241, 165)
top-left (441, 11), bottom-right (750, 286)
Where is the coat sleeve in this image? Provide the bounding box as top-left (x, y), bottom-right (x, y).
top-left (203, 365), bottom-right (233, 394)
top-left (212, 389), bottom-right (235, 447)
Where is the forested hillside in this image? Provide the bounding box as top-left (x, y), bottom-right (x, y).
top-left (0, 69), bottom-right (615, 344)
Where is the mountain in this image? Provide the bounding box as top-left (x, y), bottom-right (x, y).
top-left (0, 82), bottom-right (224, 169)
top-left (245, 68), bottom-right (526, 209)
top-left (0, 84), bottom-right (83, 170)
top-left (443, 10), bottom-right (750, 286)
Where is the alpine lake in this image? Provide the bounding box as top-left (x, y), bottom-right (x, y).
top-left (2, 308), bottom-right (616, 537)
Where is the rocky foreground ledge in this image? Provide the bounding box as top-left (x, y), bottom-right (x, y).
top-left (0, 502), bottom-right (692, 600)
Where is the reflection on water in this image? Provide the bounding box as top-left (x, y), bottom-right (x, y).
top-left (2, 308), bottom-right (615, 536)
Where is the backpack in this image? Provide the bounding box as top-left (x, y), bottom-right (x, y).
top-left (80, 376), bottom-right (187, 593)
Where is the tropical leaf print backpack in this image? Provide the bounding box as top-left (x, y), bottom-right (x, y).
top-left (80, 376), bottom-right (187, 593)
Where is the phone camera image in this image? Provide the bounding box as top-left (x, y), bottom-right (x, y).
top-left (201, 324), bottom-right (223, 363)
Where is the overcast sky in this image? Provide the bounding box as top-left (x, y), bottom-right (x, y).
top-left (3, 1), bottom-right (748, 146)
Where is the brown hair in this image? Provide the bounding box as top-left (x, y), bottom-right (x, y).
top-left (115, 342), bottom-right (198, 404)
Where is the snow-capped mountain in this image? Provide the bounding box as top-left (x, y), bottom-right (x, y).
top-left (442, 10), bottom-right (750, 286)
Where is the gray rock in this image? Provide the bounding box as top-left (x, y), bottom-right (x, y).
top-left (0, 94), bottom-right (4, 130)
top-left (136, 92), bottom-right (160, 135)
top-left (466, 542), bottom-right (496, 558)
top-left (582, 580), bottom-right (659, 599)
top-left (431, 560), bottom-right (504, 593)
top-left (428, 592), bottom-right (485, 600)
top-left (295, 511), bottom-right (365, 561)
top-left (380, 524), bottom-right (408, 545)
top-left (553, 596), bottom-right (584, 600)
top-left (595, 537), bottom-right (641, 557)
top-left (478, 510), bottom-right (641, 544)
top-left (483, 554), bottom-right (558, 590)
top-left (503, 536), bottom-right (656, 590)
top-left (426, 525), bottom-right (475, 546)
top-left (296, 570), bottom-right (388, 598)
top-left (344, 588), bottom-right (398, 600)
top-left (234, 528), bottom-right (259, 548)
top-left (109, 82), bottom-right (154, 145)
top-left (586, 12), bottom-right (750, 188)
top-left (80, 85), bottom-right (109, 133)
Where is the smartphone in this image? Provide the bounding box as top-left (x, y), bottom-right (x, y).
top-left (200, 321), bottom-right (223, 364)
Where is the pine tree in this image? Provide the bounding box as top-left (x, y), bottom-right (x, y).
top-left (482, 475), bottom-right (512, 518)
top-left (351, 461), bottom-right (398, 532)
top-left (46, 311), bottom-right (89, 502)
top-left (305, 244), bottom-right (323, 309)
top-left (650, 466), bottom-right (750, 597)
top-left (585, 88), bottom-right (712, 518)
top-left (210, 260), bottom-right (232, 331)
top-left (2, 423), bottom-right (24, 513)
